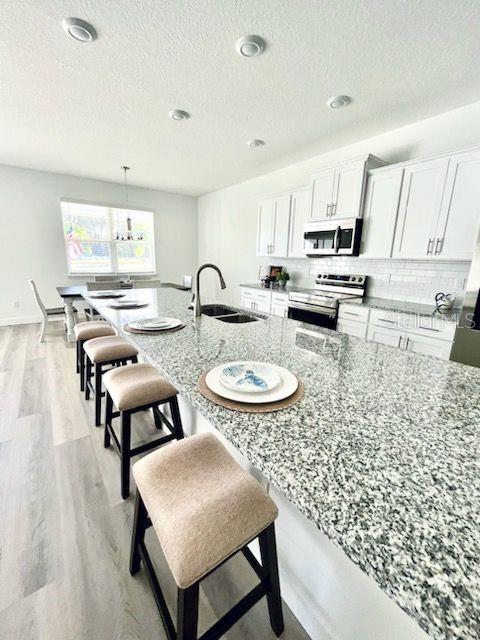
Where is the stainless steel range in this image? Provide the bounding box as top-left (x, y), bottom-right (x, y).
top-left (288, 273), bottom-right (367, 329)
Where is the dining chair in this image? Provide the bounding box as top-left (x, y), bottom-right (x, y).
top-left (28, 279), bottom-right (76, 343)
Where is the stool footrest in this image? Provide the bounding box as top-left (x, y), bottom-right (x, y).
top-left (130, 434), bottom-right (177, 457)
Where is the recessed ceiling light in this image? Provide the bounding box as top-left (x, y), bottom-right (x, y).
top-left (169, 109), bottom-right (190, 121)
top-left (62, 17), bottom-right (97, 42)
top-left (236, 35), bottom-right (266, 57)
top-left (327, 95), bottom-right (351, 109)
top-left (247, 139), bottom-right (266, 147)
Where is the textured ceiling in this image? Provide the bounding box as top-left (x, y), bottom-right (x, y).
top-left (1, 0), bottom-right (480, 195)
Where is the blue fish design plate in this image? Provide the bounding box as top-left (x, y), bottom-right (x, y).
top-left (219, 362), bottom-right (282, 394)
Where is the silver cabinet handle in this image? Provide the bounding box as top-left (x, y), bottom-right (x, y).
top-left (332, 203), bottom-right (337, 216)
top-left (419, 325), bottom-right (439, 332)
top-left (434, 238), bottom-right (444, 255)
top-left (344, 311), bottom-right (360, 317)
top-left (405, 336), bottom-right (410, 348)
top-left (399, 335), bottom-right (403, 349)
top-left (326, 203), bottom-right (331, 217)
top-left (378, 318), bottom-right (395, 324)
top-left (427, 238), bottom-right (434, 255)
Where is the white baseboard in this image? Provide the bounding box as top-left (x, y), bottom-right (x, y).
top-left (0, 315), bottom-right (42, 326)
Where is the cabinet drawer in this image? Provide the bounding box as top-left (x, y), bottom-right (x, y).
top-left (240, 288), bottom-right (254, 298)
top-left (252, 289), bottom-right (272, 303)
top-left (338, 303), bottom-right (370, 323)
top-left (337, 319), bottom-right (368, 339)
top-left (271, 292), bottom-right (289, 305)
top-left (370, 308), bottom-right (456, 341)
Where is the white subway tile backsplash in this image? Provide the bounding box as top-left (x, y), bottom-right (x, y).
top-left (278, 256), bottom-right (471, 306)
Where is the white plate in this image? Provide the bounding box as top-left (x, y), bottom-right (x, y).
top-left (89, 291), bottom-right (125, 299)
top-left (219, 362), bottom-right (281, 394)
top-left (205, 362), bottom-right (298, 404)
top-left (130, 317), bottom-right (182, 331)
top-left (108, 300), bottom-right (149, 309)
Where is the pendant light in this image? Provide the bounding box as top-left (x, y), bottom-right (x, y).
top-left (121, 165), bottom-right (133, 240)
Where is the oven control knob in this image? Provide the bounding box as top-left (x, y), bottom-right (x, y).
top-left (351, 276), bottom-right (356, 282)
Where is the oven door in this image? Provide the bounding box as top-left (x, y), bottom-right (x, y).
top-left (288, 301), bottom-right (337, 329)
top-left (304, 218), bottom-right (362, 256)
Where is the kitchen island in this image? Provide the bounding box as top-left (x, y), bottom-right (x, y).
top-left (85, 287), bottom-right (479, 640)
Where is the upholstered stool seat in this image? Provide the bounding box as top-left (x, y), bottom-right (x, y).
top-left (103, 362), bottom-right (183, 498)
top-left (103, 362), bottom-right (177, 412)
top-left (74, 321), bottom-right (116, 392)
top-left (74, 320), bottom-right (115, 342)
top-left (84, 335), bottom-right (138, 363)
top-left (130, 432), bottom-right (283, 640)
top-left (83, 335), bottom-right (139, 426)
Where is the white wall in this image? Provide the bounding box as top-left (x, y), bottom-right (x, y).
top-left (0, 164), bottom-right (197, 323)
top-left (198, 100), bottom-right (480, 304)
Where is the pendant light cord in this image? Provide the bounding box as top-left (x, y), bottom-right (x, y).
top-left (121, 165), bottom-right (130, 204)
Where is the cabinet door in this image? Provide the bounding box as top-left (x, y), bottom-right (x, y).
top-left (310, 168), bottom-right (335, 220)
top-left (337, 319), bottom-right (368, 339)
top-left (241, 297), bottom-right (255, 311)
top-left (367, 324), bottom-right (404, 348)
top-left (257, 199), bottom-right (275, 256)
top-left (433, 149), bottom-right (480, 260)
top-left (271, 303), bottom-right (288, 318)
top-left (271, 194), bottom-right (291, 257)
top-left (331, 160), bottom-right (366, 218)
top-left (393, 157), bottom-right (449, 259)
top-left (361, 167), bottom-right (403, 258)
top-left (255, 300), bottom-right (272, 314)
top-left (288, 188), bottom-right (310, 257)
top-left (404, 333), bottom-right (452, 360)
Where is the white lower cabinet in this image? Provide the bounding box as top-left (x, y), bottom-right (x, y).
top-left (271, 303), bottom-right (288, 318)
top-left (338, 303), bottom-right (455, 360)
top-left (240, 287), bottom-right (289, 317)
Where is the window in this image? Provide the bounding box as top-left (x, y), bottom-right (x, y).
top-left (61, 200), bottom-right (156, 275)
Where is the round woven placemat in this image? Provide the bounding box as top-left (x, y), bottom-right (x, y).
top-left (123, 323), bottom-right (185, 335)
top-left (198, 371), bottom-right (304, 413)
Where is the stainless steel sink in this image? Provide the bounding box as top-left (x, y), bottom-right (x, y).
top-left (216, 314), bottom-right (259, 323)
top-left (200, 304), bottom-right (239, 317)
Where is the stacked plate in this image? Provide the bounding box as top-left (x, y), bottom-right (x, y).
top-left (205, 361), bottom-right (298, 404)
top-left (108, 299), bottom-right (149, 309)
top-left (89, 291), bottom-right (125, 299)
top-left (129, 317), bottom-right (183, 331)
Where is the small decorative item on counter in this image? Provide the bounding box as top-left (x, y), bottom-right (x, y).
top-left (276, 269), bottom-right (290, 288)
top-left (435, 292), bottom-right (455, 313)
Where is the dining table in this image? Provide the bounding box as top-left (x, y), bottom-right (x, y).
top-left (56, 282), bottom-right (191, 342)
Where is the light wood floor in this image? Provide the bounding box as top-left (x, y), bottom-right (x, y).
top-left (0, 322), bottom-right (310, 640)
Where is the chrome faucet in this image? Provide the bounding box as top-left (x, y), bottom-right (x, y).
top-left (192, 263), bottom-right (226, 317)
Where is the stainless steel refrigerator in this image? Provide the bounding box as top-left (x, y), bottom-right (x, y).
top-left (450, 225), bottom-right (480, 366)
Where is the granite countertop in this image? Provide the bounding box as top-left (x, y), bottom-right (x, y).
top-left (343, 296), bottom-right (460, 321)
top-left (86, 288), bottom-right (479, 640)
top-left (240, 284), bottom-right (460, 320)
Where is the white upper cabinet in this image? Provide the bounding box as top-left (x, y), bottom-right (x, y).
top-left (361, 166), bottom-right (404, 258)
top-left (257, 198), bottom-right (276, 256)
top-left (257, 195), bottom-right (291, 257)
top-left (393, 157), bottom-right (450, 259)
top-left (331, 160), bottom-right (366, 218)
top-left (309, 155), bottom-right (385, 221)
top-left (309, 168), bottom-right (335, 220)
top-left (271, 194), bottom-right (291, 257)
top-left (433, 148), bottom-right (480, 260)
top-left (288, 187), bottom-right (310, 257)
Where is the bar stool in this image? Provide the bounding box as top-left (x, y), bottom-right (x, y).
top-left (84, 335), bottom-right (139, 426)
top-left (74, 321), bottom-right (116, 392)
top-left (103, 362), bottom-right (184, 499)
top-left (130, 432), bottom-right (284, 640)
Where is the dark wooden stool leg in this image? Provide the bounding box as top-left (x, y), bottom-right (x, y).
top-left (80, 342), bottom-right (86, 392)
top-left (169, 395), bottom-right (184, 439)
top-left (132, 355), bottom-right (138, 364)
top-left (85, 355), bottom-right (92, 400)
top-left (259, 524), bottom-right (284, 637)
top-left (130, 490), bottom-right (148, 575)
top-left (94, 363), bottom-right (102, 426)
top-left (121, 411), bottom-right (132, 499)
top-left (177, 583), bottom-right (199, 640)
top-left (76, 339), bottom-right (80, 373)
top-left (104, 391), bottom-right (113, 448)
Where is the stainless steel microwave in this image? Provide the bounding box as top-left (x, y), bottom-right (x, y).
top-left (303, 217), bottom-right (363, 257)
